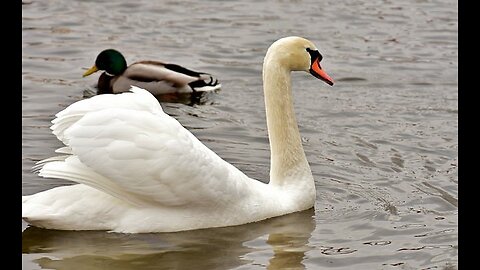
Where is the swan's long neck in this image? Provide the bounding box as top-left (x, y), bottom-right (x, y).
top-left (263, 55), bottom-right (313, 187)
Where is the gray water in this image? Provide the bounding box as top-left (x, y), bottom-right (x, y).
top-left (22, 0), bottom-right (458, 269)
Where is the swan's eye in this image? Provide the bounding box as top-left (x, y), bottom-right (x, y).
top-left (306, 48), bottom-right (323, 65)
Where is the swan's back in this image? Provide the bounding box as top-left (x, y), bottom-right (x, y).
top-left (48, 87), bottom-right (259, 206)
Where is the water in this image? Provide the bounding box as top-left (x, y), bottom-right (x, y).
top-left (22, 0), bottom-right (458, 269)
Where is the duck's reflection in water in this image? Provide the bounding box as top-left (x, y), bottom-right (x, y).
top-left (23, 208), bottom-right (315, 270)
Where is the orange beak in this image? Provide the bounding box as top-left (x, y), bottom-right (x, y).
top-left (310, 58), bottom-right (334, 86)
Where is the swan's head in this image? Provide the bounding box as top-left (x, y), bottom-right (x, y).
top-left (265, 36), bottom-right (334, 86)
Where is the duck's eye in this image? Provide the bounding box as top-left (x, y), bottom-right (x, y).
top-left (305, 48), bottom-right (323, 65)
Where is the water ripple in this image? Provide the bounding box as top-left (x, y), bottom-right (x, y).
top-left (22, 0), bottom-right (457, 269)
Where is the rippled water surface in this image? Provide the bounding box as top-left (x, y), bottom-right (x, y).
top-left (22, 0), bottom-right (458, 269)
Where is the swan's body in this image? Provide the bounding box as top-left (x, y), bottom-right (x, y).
top-left (83, 49), bottom-right (221, 95)
top-left (22, 37), bottom-right (334, 233)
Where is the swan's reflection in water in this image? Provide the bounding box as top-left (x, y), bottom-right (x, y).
top-left (22, 208), bottom-right (315, 270)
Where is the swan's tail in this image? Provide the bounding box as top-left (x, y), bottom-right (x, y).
top-left (23, 156), bottom-right (148, 229)
top-left (22, 185), bottom-right (110, 230)
top-left (34, 156), bottom-right (148, 207)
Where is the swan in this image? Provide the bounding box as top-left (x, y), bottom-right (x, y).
top-left (22, 36), bottom-right (334, 233)
top-left (83, 49), bottom-right (221, 95)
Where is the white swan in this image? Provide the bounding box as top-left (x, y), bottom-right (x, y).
top-left (22, 36), bottom-right (334, 233)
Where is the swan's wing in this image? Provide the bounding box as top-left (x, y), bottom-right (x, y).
top-left (39, 87), bottom-right (253, 207)
top-left (51, 86), bottom-right (161, 144)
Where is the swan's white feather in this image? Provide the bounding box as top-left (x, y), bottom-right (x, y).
top-left (51, 87), bottom-right (161, 144)
top-left (54, 146), bottom-right (73, 154)
top-left (43, 87), bottom-right (254, 207)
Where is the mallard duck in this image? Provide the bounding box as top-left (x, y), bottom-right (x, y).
top-left (23, 37), bottom-right (334, 233)
top-left (83, 49), bottom-right (221, 95)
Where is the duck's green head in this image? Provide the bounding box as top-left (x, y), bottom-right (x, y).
top-left (83, 49), bottom-right (127, 77)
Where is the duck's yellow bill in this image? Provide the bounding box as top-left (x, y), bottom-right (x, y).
top-left (83, 65), bottom-right (99, 77)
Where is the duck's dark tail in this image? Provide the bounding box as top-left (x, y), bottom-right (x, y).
top-left (188, 73), bottom-right (222, 92)
top-left (163, 63), bottom-right (222, 92)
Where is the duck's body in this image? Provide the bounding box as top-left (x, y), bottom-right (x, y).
top-left (83, 49), bottom-right (221, 95)
top-left (23, 37), bottom-right (334, 233)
